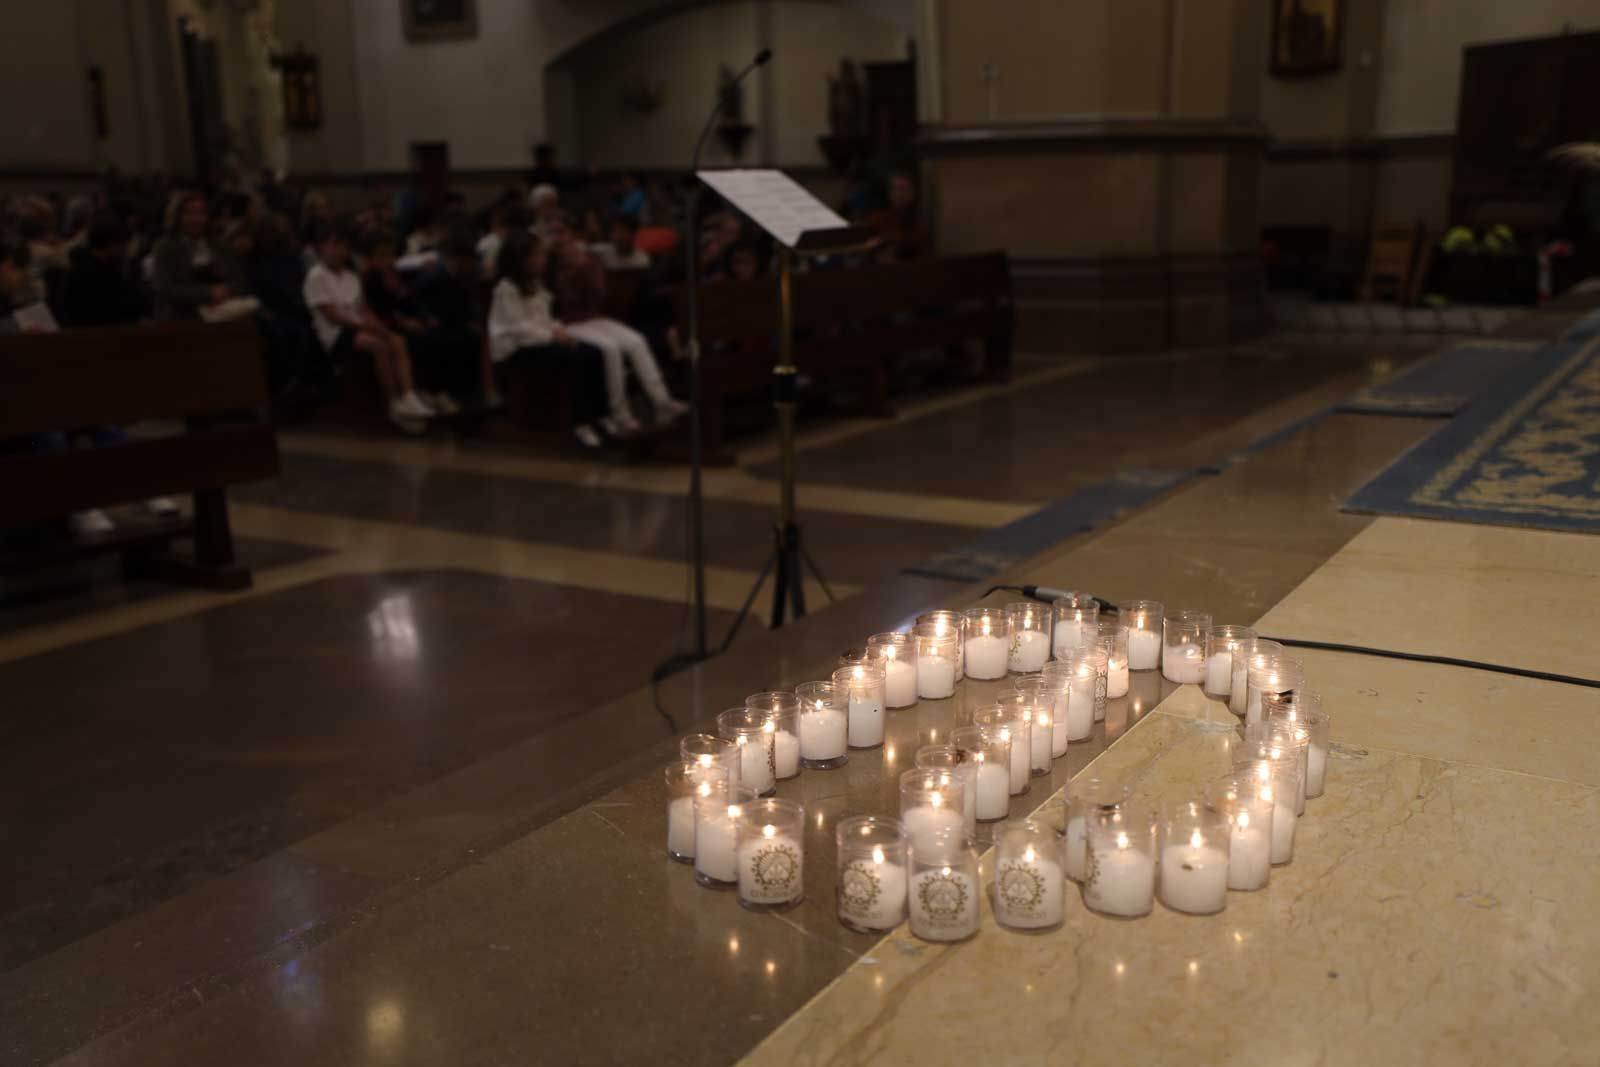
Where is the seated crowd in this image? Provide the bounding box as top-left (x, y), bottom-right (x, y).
top-left (1, 162), bottom-right (930, 464)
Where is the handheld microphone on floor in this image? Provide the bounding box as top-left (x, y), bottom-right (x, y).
top-left (985, 584), bottom-right (1120, 613)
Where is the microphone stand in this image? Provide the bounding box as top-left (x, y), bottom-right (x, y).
top-left (653, 51), bottom-right (768, 688)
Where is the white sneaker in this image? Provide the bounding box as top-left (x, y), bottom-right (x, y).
top-left (145, 496), bottom-right (180, 518)
top-left (604, 411), bottom-right (643, 436)
top-left (391, 392), bottom-right (435, 419)
top-left (429, 392), bottom-right (462, 416)
top-left (574, 424), bottom-right (603, 448)
top-left (653, 397), bottom-right (690, 423)
top-left (72, 508), bottom-right (115, 536)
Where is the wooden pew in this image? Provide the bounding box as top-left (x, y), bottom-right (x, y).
top-left (678, 251), bottom-right (1014, 458)
top-left (0, 320), bottom-right (280, 590)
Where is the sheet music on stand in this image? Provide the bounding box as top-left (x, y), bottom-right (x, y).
top-left (696, 169), bottom-right (869, 251)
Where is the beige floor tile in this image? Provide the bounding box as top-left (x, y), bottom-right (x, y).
top-left (1258, 517), bottom-right (1600, 680)
top-left (742, 712), bottom-right (1600, 1067)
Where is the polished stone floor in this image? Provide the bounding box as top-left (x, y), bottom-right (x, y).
top-left (6, 333), bottom-right (1564, 1065)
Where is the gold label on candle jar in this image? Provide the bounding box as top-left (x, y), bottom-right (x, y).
top-left (997, 861), bottom-right (1046, 915)
top-left (916, 869), bottom-right (971, 924)
top-left (750, 842), bottom-right (800, 896)
top-left (839, 860), bottom-right (883, 916)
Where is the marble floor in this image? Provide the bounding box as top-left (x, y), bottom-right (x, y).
top-left (6, 333), bottom-right (1583, 1065)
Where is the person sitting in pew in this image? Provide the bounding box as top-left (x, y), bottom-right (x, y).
top-left (545, 214), bottom-right (686, 434)
top-left (150, 191), bottom-right (247, 321)
top-left (590, 214), bottom-right (651, 271)
top-left (488, 231), bottom-right (608, 448)
top-left (410, 233), bottom-right (489, 414)
top-left (301, 221), bottom-right (436, 434)
top-left (62, 213), bottom-right (148, 327)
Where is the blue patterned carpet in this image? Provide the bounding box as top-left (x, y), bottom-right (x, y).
top-left (1345, 334), bottom-right (1600, 534)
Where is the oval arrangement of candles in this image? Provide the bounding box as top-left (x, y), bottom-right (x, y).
top-left (656, 593), bottom-right (1332, 943)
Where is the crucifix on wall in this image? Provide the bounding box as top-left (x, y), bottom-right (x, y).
top-left (272, 47), bottom-right (322, 130)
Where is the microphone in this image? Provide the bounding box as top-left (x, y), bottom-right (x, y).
top-left (692, 49), bottom-right (773, 171)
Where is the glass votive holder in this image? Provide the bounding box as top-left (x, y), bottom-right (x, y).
top-left (867, 632), bottom-right (919, 709)
top-left (1206, 624), bottom-right (1256, 701)
top-left (1063, 775), bottom-right (1133, 882)
top-left (832, 662), bottom-right (886, 749)
top-left (962, 606), bottom-right (1011, 681)
top-left (794, 680), bottom-right (848, 769)
top-left (993, 818), bottom-right (1066, 931)
top-left (912, 622), bottom-right (959, 699)
top-left (716, 707), bottom-right (777, 796)
top-left (907, 826), bottom-right (980, 942)
top-left (1018, 673), bottom-right (1070, 757)
top-left (665, 760), bottom-right (730, 863)
top-left (1232, 638), bottom-right (1282, 715)
top-left (916, 609), bottom-right (965, 681)
top-left (1082, 804), bottom-right (1157, 918)
top-left (1004, 600), bottom-right (1051, 674)
top-left (899, 767), bottom-right (968, 846)
top-left (1245, 655), bottom-right (1305, 726)
top-left (694, 780), bottom-right (759, 888)
top-left (1231, 751), bottom-right (1302, 865)
top-left (1158, 800), bottom-right (1230, 915)
top-left (971, 703), bottom-right (1031, 796)
top-left (1051, 592), bottom-right (1100, 660)
top-left (836, 815), bottom-right (908, 933)
top-left (950, 724), bottom-right (1012, 822)
top-left (1204, 774), bottom-right (1275, 890)
top-left (736, 797), bottom-right (805, 910)
top-left (1243, 720), bottom-right (1310, 815)
top-left (1121, 600), bottom-right (1163, 671)
top-left (1096, 618), bottom-right (1130, 699)
top-left (679, 733), bottom-right (740, 784)
top-left (915, 744), bottom-right (978, 835)
top-left (745, 691), bottom-right (801, 779)
top-left (994, 689), bottom-right (1052, 776)
top-left (1267, 689), bottom-right (1330, 798)
top-left (1162, 609), bottom-right (1212, 685)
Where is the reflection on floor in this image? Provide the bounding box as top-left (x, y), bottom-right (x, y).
top-left (1, 335), bottom-right (1466, 1064)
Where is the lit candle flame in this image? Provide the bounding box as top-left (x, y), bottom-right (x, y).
top-left (871, 845), bottom-right (885, 865)
top-left (1190, 829), bottom-right (1203, 849)
top-left (762, 824), bottom-right (777, 839)
top-left (1022, 845), bottom-right (1036, 863)
top-left (763, 721), bottom-right (775, 734)
top-left (728, 805), bottom-right (742, 819)
top-left (697, 782), bottom-right (713, 798)
top-left (1236, 811), bottom-right (1250, 830)
top-left (1116, 832), bottom-right (1130, 850)
top-left (696, 754), bottom-right (714, 768)
top-left (981, 618), bottom-right (992, 637)
top-left (930, 792), bottom-right (943, 809)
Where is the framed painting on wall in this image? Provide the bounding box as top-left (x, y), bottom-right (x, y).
top-left (402, 0), bottom-right (478, 43)
top-left (1271, 0), bottom-right (1343, 77)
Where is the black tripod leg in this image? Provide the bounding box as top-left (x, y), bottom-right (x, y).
top-left (719, 551), bottom-right (775, 653)
top-left (769, 526), bottom-right (791, 629)
top-left (787, 527), bottom-right (807, 621)
top-left (798, 541), bottom-right (835, 604)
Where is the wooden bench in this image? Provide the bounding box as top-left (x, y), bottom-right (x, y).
top-left (676, 251), bottom-right (1014, 459)
top-left (0, 320), bottom-right (280, 590)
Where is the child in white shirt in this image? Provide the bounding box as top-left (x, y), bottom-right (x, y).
top-left (302, 223), bottom-right (435, 432)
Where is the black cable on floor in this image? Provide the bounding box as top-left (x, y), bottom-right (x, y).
top-left (1261, 636), bottom-right (1600, 690)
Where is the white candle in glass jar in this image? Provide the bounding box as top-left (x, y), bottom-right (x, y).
top-left (1227, 810), bottom-right (1271, 889)
top-left (772, 729), bottom-right (799, 778)
top-left (1128, 629), bottom-right (1160, 670)
top-left (736, 735), bottom-right (775, 793)
top-left (994, 846), bottom-right (1065, 929)
top-left (1163, 644), bottom-right (1206, 684)
top-left (1159, 833), bottom-right (1228, 914)
top-left (667, 795), bottom-right (696, 858)
top-left (1053, 620), bottom-right (1088, 659)
top-left (1230, 659), bottom-right (1248, 714)
top-left (1205, 651), bottom-right (1232, 696)
top-left (799, 705), bottom-right (848, 761)
top-left (908, 866), bottom-right (979, 941)
top-left (1049, 704), bottom-right (1068, 757)
top-left (902, 800), bottom-right (965, 843)
top-left (694, 806), bottom-right (739, 883)
top-left (839, 847), bottom-right (907, 930)
top-left (1107, 657), bottom-right (1130, 699)
top-left (1009, 630), bottom-right (1050, 674)
top-left (884, 657), bottom-right (917, 708)
top-left (1084, 834), bottom-right (1155, 916)
top-left (1027, 712), bottom-right (1052, 771)
top-left (1307, 739), bottom-right (1329, 796)
top-left (975, 761), bottom-right (1010, 820)
top-left (1066, 672), bottom-right (1096, 740)
top-left (1064, 814), bottom-right (1088, 882)
top-left (848, 694), bottom-right (884, 748)
top-left (1268, 789), bottom-right (1295, 864)
top-left (965, 633), bottom-right (1009, 680)
top-left (1002, 727), bottom-right (1029, 793)
top-left (917, 655), bottom-right (956, 699)
top-left (737, 825), bottom-right (803, 905)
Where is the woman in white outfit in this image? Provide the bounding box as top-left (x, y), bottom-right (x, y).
top-left (545, 215), bottom-right (686, 435)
